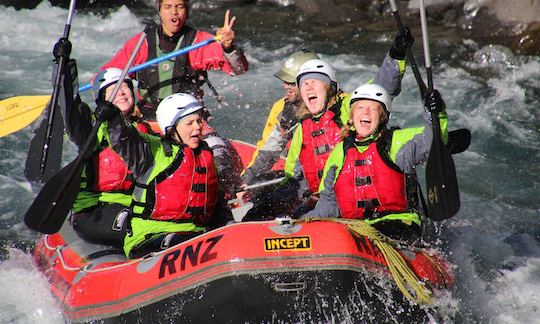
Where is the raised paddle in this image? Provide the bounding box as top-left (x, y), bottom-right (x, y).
top-left (24, 0), bottom-right (77, 183)
top-left (388, 0), bottom-right (428, 98)
top-left (420, 0), bottom-right (461, 220)
top-left (77, 35), bottom-right (221, 92)
top-left (2, 36), bottom-right (221, 140)
top-left (24, 23), bottom-right (152, 235)
top-left (447, 128), bottom-right (471, 155)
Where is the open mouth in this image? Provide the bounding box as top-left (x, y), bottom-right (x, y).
top-left (114, 97), bottom-right (128, 105)
top-left (358, 118), bottom-right (372, 126)
top-left (307, 94), bottom-right (318, 106)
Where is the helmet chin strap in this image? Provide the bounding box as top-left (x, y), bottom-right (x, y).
top-left (173, 127), bottom-right (185, 145)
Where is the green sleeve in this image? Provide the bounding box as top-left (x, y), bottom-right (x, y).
top-left (284, 123), bottom-right (303, 178)
top-left (318, 141), bottom-right (345, 192)
top-left (338, 93), bottom-right (352, 126)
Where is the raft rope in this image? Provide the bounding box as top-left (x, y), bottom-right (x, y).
top-left (297, 218), bottom-right (433, 305)
top-left (43, 235), bottom-right (142, 272)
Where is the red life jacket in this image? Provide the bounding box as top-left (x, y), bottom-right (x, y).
top-left (299, 109), bottom-right (343, 193)
top-left (334, 135), bottom-right (410, 219)
top-left (87, 122), bottom-right (151, 193)
top-left (134, 145), bottom-right (218, 226)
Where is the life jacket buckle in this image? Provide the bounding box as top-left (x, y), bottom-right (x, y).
top-left (112, 209), bottom-right (130, 232)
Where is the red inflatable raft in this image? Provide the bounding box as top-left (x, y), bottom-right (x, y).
top-left (34, 217), bottom-right (453, 323)
top-left (32, 140), bottom-right (454, 322)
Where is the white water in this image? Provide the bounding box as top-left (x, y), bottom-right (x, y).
top-left (0, 2), bottom-right (539, 323)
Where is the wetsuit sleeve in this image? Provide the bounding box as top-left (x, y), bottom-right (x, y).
top-left (106, 114), bottom-right (155, 177)
top-left (374, 53), bottom-right (406, 97)
top-left (189, 31), bottom-right (248, 75)
top-left (55, 58), bottom-right (93, 148)
top-left (204, 133), bottom-right (244, 195)
top-left (302, 144), bottom-right (345, 218)
top-left (223, 46), bottom-right (249, 75)
top-left (284, 124), bottom-right (303, 179)
top-left (390, 108), bottom-right (448, 173)
top-left (100, 33), bottom-right (149, 72)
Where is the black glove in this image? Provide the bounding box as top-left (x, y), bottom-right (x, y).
top-left (424, 89), bottom-right (446, 113)
top-left (94, 101), bottom-right (120, 122)
top-left (53, 37), bottom-right (72, 60)
top-left (389, 27), bottom-right (414, 60)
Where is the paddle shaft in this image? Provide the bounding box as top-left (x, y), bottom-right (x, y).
top-left (236, 177), bottom-right (285, 193)
top-left (388, 0), bottom-right (427, 98)
top-left (36, 0), bottom-right (76, 181)
top-left (77, 36), bottom-right (219, 92)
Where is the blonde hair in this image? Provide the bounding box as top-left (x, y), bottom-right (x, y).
top-left (131, 104), bottom-right (142, 119)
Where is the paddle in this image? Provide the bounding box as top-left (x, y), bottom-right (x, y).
top-left (78, 35), bottom-right (221, 92)
top-left (0, 96), bottom-right (50, 137)
top-left (388, 0), bottom-right (427, 98)
top-left (1, 36), bottom-right (221, 140)
top-left (23, 0), bottom-right (77, 183)
top-left (24, 23), bottom-right (152, 235)
top-left (447, 128), bottom-right (471, 155)
top-left (234, 176), bottom-right (286, 194)
top-left (420, 0), bottom-right (461, 220)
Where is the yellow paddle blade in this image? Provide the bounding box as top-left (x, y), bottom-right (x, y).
top-left (0, 95), bottom-right (50, 137)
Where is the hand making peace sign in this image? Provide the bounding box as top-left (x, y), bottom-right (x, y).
top-left (216, 10), bottom-right (236, 50)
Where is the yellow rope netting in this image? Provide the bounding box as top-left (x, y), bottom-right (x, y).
top-left (297, 218), bottom-right (434, 305)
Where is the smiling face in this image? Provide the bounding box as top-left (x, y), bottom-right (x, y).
top-left (299, 79), bottom-right (330, 115)
top-left (351, 99), bottom-right (384, 140)
top-left (174, 112), bottom-right (203, 149)
top-left (159, 0), bottom-right (189, 36)
top-left (104, 82), bottom-right (134, 115)
top-left (283, 82), bottom-right (300, 103)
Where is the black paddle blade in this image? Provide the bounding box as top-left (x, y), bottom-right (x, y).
top-left (24, 102), bottom-right (64, 183)
top-left (426, 135), bottom-right (461, 221)
top-left (24, 159), bottom-right (82, 234)
top-left (447, 128), bottom-right (472, 155)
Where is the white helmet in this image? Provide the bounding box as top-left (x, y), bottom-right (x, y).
top-left (295, 59), bottom-right (338, 91)
top-left (156, 93), bottom-right (204, 134)
top-left (350, 83), bottom-right (392, 114)
top-left (92, 68), bottom-right (134, 102)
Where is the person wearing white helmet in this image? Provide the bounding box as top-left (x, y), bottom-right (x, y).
top-left (243, 28), bottom-right (416, 220)
top-left (242, 49), bottom-right (320, 185)
top-left (53, 57), bottom-right (156, 248)
top-left (302, 83), bottom-right (449, 242)
top-left (242, 28), bottom-right (414, 207)
top-left (94, 92), bottom-right (230, 258)
top-left (101, 0), bottom-right (248, 120)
